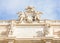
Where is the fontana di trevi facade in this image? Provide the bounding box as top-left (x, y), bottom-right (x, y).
top-left (0, 6), bottom-right (60, 43)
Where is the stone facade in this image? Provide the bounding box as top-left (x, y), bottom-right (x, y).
top-left (0, 6), bottom-right (60, 43)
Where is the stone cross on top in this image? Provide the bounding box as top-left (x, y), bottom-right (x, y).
top-left (17, 6), bottom-right (43, 23)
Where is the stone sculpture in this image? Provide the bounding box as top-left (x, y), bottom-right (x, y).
top-left (17, 6), bottom-right (43, 23)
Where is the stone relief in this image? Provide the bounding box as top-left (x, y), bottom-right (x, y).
top-left (36, 31), bottom-right (44, 37)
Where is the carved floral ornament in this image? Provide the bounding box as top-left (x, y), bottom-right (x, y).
top-left (17, 6), bottom-right (43, 23)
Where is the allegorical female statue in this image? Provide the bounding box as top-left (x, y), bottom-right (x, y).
top-left (33, 11), bottom-right (42, 23)
top-left (17, 11), bottom-right (25, 23)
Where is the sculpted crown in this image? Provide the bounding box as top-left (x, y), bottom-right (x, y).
top-left (17, 6), bottom-right (43, 23)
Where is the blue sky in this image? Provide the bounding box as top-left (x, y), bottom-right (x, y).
top-left (0, 0), bottom-right (60, 20)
